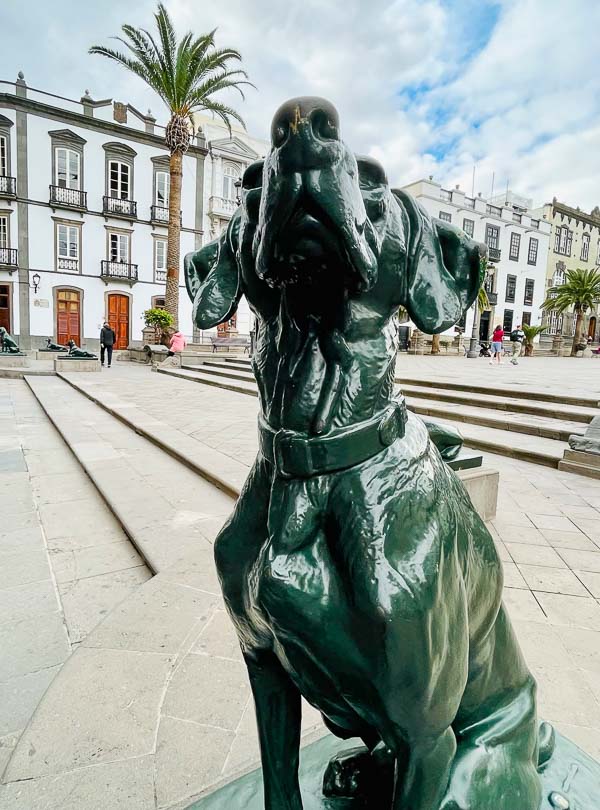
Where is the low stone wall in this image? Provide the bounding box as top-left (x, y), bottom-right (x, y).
top-left (457, 467), bottom-right (499, 521)
top-left (54, 358), bottom-right (100, 373)
top-left (0, 354), bottom-right (29, 367)
top-left (36, 350), bottom-right (68, 360)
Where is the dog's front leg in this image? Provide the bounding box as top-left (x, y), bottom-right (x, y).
top-left (245, 649), bottom-right (303, 810)
top-left (395, 727), bottom-right (456, 810)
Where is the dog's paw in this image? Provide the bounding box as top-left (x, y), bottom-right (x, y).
top-left (322, 745), bottom-right (394, 801)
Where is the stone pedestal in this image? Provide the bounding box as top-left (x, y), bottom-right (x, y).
top-left (457, 466), bottom-right (499, 521)
top-left (559, 449), bottom-right (600, 480)
top-left (36, 350), bottom-right (68, 360)
top-left (0, 354), bottom-right (29, 367)
top-left (54, 357), bottom-right (100, 373)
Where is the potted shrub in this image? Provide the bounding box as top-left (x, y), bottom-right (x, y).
top-left (143, 308), bottom-right (174, 346)
top-left (522, 324), bottom-right (545, 357)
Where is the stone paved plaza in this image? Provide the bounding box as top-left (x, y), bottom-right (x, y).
top-left (1, 357), bottom-right (600, 807)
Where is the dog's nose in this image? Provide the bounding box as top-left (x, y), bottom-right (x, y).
top-left (270, 97), bottom-right (340, 151)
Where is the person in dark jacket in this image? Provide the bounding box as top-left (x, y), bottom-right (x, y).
top-left (100, 322), bottom-right (116, 367)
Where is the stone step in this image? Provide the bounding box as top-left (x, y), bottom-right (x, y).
top-left (25, 375), bottom-right (236, 573)
top-left (158, 366), bottom-right (258, 397)
top-left (199, 358), bottom-right (253, 372)
top-left (408, 397), bottom-right (585, 442)
top-left (396, 376), bottom-right (600, 409)
top-left (181, 363), bottom-right (255, 383)
top-left (400, 383), bottom-right (597, 424)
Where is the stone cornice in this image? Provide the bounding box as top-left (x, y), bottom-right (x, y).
top-left (550, 200), bottom-right (600, 231)
top-left (0, 93), bottom-right (208, 158)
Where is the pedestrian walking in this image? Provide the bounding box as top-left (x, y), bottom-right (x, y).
top-left (510, 324), bottom-right (525, 365)
top-left (490, 324), bottom-right (504, 365)
top-left (164, 328), bottom-right (187, 365)
top-left (100, 321), bottom-right (116, 368)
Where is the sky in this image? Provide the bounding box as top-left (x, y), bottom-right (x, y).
top-left (1, 0), bottom-right (599, 211)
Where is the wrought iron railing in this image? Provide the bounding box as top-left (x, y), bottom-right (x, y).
top-left (0, 176), bottom-right (16, 197)
top-left (100, 260), bottom-right (138, 283)
top-left (0, 247), bottom-right (18, 267)
top-left (103, 196), bottom-right (137, 218)
top-left (155, 269), bottom-right (167, 283)
top-left (151, 204), bottom-right (169, 223)
top-left (487, 291), bottom-right (498, 306)
top-left (57, 257), bottom-right (79, 272)
top-left (487, 246), bottom-right (501, 262)
top-left (49, 185), bottom-right (87, 210)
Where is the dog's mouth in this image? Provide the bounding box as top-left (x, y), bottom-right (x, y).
top-left (252, 168), bottom-right (380, 293)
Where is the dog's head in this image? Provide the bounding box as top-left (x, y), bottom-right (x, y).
top-left (186, 97), bottom-right (484, 333)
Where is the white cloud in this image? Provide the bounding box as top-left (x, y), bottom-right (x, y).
top-left (1, 0), bottom-right (598, 210)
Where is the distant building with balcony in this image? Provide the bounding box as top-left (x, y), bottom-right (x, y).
top-left (400, 180), bottom-right (551, 342)
top-left (530, 198), bottom-right (600, 344)
top-left (0, 73), bottom-right (207, 349)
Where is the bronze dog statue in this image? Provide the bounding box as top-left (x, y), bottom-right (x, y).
top-left (185, 97), bottom-right (552, 809)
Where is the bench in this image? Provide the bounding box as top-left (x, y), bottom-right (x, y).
top-left (210, 336), bottom-right (250, 353)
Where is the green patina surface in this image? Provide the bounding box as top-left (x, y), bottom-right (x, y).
top-left (188, 731), bottom-right (600, 809)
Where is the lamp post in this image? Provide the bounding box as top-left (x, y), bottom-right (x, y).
top-left (467, 265), bottom-right (493, 358)
top-left (234, 178), bottom-right (242, 206)
top-left (32, 273), bottom-right (41, 294)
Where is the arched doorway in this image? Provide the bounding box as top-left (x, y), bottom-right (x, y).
top-left (107, 293), bottom-right (130, 349)
top-left (56, 289), bottom-right (81, 345)
top-left (588, 316), bottom-right (597, 341)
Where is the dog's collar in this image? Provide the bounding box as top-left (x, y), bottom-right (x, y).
top-left (258, 397), bottom-right (407, 479)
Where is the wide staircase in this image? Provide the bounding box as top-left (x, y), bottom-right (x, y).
top-left (158, 357), bottom-right (600, 469)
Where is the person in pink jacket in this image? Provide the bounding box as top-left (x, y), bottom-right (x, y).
top-left (166, 329), bottom-right (186, 361)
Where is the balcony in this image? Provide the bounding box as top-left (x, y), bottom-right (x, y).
top-left (208, 195), bottom-right (237, 218)
top-left (100, 260), bottom-right (138, 285)
top-left (57, 257), bottom-right (79, 273)
top-left (0, 247), bottom-right (18, 270)
top-left (155, 269), bottom-right (167, 283)
top-left (49, 185), bottom-right (87, 211)
top-left (486, 203), bottom-right (502, 217)
top-left (487, 246), bottom-right (501, 263)
top-left (486, 291), bottom-right (498, 306)
top-left (150, 205), bottom-right (181, 226)
top-left (0, 176), bottom-right (16, 199)
top-left (103, 196), bottom-right (137, 220)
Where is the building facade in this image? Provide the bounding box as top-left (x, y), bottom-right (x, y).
top-left (531, 198), bottom-right (600, 343)
top-left (193, 113), bottom-right (269, 339)
top-left (401, 179), bottom-right (551, 341)
top-left (0, 73), bottom-right (207, 350)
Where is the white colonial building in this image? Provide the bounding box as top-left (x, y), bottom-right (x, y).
top-left (0, 73), bottom-right (273, 351)
top-left (193, 112), bottom-right (269, 339)
top-left (401, 180), bottom-right (551, 342)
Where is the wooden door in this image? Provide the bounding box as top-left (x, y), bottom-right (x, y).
top-left (217, 311), bottom-right (237, 336)
top-left (108, 294), bottom-right (129, 349)
top-left (0, 284), bottom-right (10, 332)
top-left (56, 289), bottom-right (80, 345)
top-left (588, 317), bottom-right (597, 341)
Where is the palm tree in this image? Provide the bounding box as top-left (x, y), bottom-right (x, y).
top-left (90, 4), bottom-right (250, 328)
top-left (521, 324), bottom-right (545, 357)
top-left (541, 268), bottom-right (600, 356)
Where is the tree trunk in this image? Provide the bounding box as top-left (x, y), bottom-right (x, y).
top-left (431, 334), bottom-right (440, 355)
top-left (165, 149), bottom-right (183, 330)
top-left (571, 307), bottom-right (584, 356)
top-left (524, 343), bottom-right (533, 357)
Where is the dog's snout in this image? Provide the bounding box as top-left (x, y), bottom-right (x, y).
top-left (271, 97), bottom-right (340, 150)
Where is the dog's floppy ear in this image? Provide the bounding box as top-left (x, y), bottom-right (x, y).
top-left (184, 213), bottom-right (241, 330)
top-left (393, 189), bottom-right (483, 334)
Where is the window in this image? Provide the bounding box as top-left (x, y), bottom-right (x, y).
top-left (56, 222), bottom-right (80, 272)
top-left (503, 310), bottom-right (514, 333)
top-left (485, 224), bottom-right (500, 249)
top-left (0, 215), bottom-right (7, 248)
top-left (155, 170), bottom-right (169, 207)
top-left (438, 211), bottom-right (452, 223)
top-left (524, 278), bottom-right (535, 306)
top-left (547, 310), bottom-right (564, 335)
top-left (154, 238), bottom-right (167, 282)
top-left (222, 163), bottom-right (241, 200)
top-left (462, 218), bottom-right (474, 237)
top-left (554, 225), bottom-right (572, 256)
top-left (0, 135), bottom-right (7, 176)
top-left (55, 148), bottom-right (80, 189)
top-left (581, 233), bottom-right (590, 261)
top-left (151, 296), bottom-right (166, 309)
top-left (109, 161), bottom-right (130, 199)
top-left (109, 232), bottom-right (129, 263)
top-left (552, 264), bottom-right (566, 286)
top-left (509, 232), bottom-right (521, 261)
top-left (521, 312), bottom-right (531, 326)
top-left (527, 237), bottom-right (538, 265)
top-left (505, 274), bottom-right (516, 303)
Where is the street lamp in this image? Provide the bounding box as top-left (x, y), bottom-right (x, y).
top-left (31, 273), bottom-right (41, 294)
top-left (234, 178), bottom-right (242, 206)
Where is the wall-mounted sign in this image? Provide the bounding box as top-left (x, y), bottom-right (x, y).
top-left (34, 299), bottom-right (50, 308)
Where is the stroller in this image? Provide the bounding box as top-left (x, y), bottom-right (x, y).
top-left (479, 341), bottom-right (492, 357)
